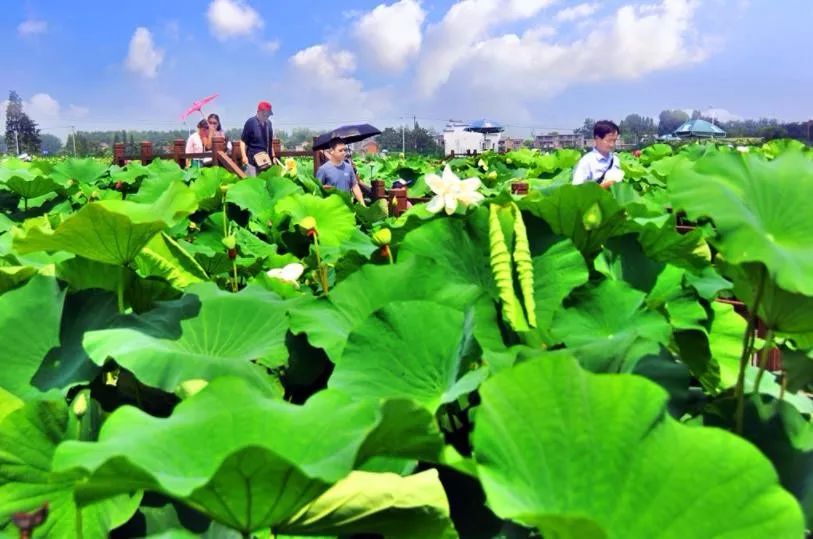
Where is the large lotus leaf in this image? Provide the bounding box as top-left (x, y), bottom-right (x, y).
top-left (50, 157), bottom-right (108, 185)
top-left (532, 238), bottom-right (589, 331)
top-left (519, 183), bottom-right (628, 255)
top-left (0, 275), bottom-right (64, 398)
top-left (134, 232), bottom-right (208, 288)
top-left (472, 354), bottom-right (805, 538)
top-left (279, 470), bottom-right (456, 539)
top-left (0, 266), bottom-right (37, 293)
top-left (274, 193), bottom-right (356, 248)
top-left (289, 258), bottom-right (482, 362)
top-left (30, 290), bottom-right (119, 394)
top-left (52, 379), bottom-right (383, 533)
top-left (0, 398), bottom-right (142, 537)
top-left (330, 301), bottom-right (484, 412)
top-left (633, 217), bottom-right (711, 272)
top-left (550, 280), bottom-right (672, 373)
top-left (82, 283), bottom-right (289, 393)
top-left (13, 181), bottom-right (197, 266)
top-left (398, 206), bottom-right (496, 297)
top-left (669, 150), bottom-right (813, 295)
top-left (225, 178), bottom-right (275, 222)
top-left (0, 167), bottom-right (61, 199)
top-left (594, 234), bottom-right (666, 294)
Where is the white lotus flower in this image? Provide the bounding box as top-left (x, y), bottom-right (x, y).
top-left (604, 168), bottom-right (625, 183)
top-left (266, 263), bottom-right (304, 286)
top-left (736, 146), bottom-right (750, 153)
top-left (425, 165), bottom-right (484, 215)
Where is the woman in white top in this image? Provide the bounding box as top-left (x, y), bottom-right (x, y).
top-left (185, 119), bottom-right (211, 168)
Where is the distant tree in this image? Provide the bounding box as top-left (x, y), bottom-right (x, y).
top-left (619, 114), bottom-right (656, 144)
top-left (576, 118), bottom-right (596, 136)
top-left (377, 124), bottom-right (441, 155)
top-left (4, 91), bottom-right (41, 154)
top-left (39, 134), bottom-right (63, 155)
top-left (657, 109), bottom-right (690, 136)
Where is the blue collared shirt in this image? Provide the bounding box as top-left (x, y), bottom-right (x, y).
top-left (572, 149), bottom-right (620, 185)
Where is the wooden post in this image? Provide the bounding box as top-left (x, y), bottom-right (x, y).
top-left (371, 180), bottom-right (386, 200)
top-left (272, 138), bottom-right (281, 160)
top-left (231, 140), bottom-right (243, 166)
top-left (139, 141), bottom-right (153, 165)
top-left (391, 187), bottom-right (408, 217)
top-left (511, 182), bottom-right (529, 196)
top-left (173, 139), bottom-right (186, 168)
top-left (211, 135), bottom-right (225, 166)
top-left (312, 136), bottom-right (322, 177)
top-left (113, 143), bottom-right (125, 166)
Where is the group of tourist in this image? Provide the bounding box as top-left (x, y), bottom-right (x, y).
top-left (186, 99), bottom-right (623, 204)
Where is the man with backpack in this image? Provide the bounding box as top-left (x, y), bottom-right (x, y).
top-left (572, 120), bottom-right (623, 188)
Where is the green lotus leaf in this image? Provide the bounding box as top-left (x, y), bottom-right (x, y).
top-left (472, 354), bottom-right (806, 538)
top-left (0, 167), bottom-right (61, 200)
top-left (82, 283), bottom-right (289, 394)
top-left (519, 183), bottom-right (628, 256)
top-left (134, 232), bottom-right (209, 288)
top-left (279, 470), bottom-right (456, 539)
top-left (52, 378), bottom-right (383, 533)
top-left (13, 181), bottom-right (197, 266)
top-left (289, 259), bottom-right (482, 362)
top-left (0, 265), bottom-right (37, 293)
top-left (532, 238), bottom-right (589, 331)
top-left (50, 157), bottom-right (108, 185)
top-left (0, 398), bottom-right (142, 537)
top-left (551, 280), bottom-right (672, 372)
top-left (274, 193), bottom-right (356, 248)
top-left (398, 206), bottom-right (497, 297)
top-left (669, 150), bottom-right (813, 295)
top-left (0, 275), bottom-right (64, 399)
top-left (330, 301), bottom-right (484, 412)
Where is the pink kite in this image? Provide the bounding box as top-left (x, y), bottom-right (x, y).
top-left (180, 94), bottom-right (219, 121)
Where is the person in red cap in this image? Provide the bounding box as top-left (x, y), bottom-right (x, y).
top-left (240, 100), bottom-right (279, 176)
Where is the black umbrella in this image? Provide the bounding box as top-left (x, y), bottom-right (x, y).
top-left (313, 123), bottom-right (381, 150)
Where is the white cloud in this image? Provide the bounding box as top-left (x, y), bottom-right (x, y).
top-left (702, 107), bottom-right (742, 122)
top-left (0, 93), bottom-right (90, 134)
top-left (207, 0), bottom-right (263, 40)
top-left (287, 44), bottom-right (393, 121)
top-left (417, 0), bottom-right (712, 104)
top-left (125, 27), bottom-right (164, 78)
top-left (261, 40), bottom-right (280, 54)
top-left (413, 0), bottom-right (558, 97)
top-left (17, 19), bottom-right (47, 36)
top-left (354, 0), bottom-right (426, 72)
top-left (555, 3), bottom-right (598, 22)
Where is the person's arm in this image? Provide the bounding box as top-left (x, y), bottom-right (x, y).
top-left (240, 120), bottom-right (251, 165)
top-left (572, 155), bottom-right (590, 185)
top-left (351, 182), bottom-right (366, 206)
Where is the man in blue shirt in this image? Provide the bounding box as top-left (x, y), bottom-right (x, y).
top-left (572, 120), bottom-right (623, 188)
top-left (240, 101), bottom-right (279, 176)
top-left (316, 138), bottom-right (366, 206)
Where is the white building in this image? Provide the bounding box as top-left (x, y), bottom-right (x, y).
top-left (442, 120), bottom-right (487, 156)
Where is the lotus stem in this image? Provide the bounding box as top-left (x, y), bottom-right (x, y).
top-left (117, 265), bottom-right (126, 313)
top-left (734, 266), bottom-right (766, 435)
top-left (312, 234), bottom-right (329, 295)
top-left (752, 330), bottom-right (775, 396)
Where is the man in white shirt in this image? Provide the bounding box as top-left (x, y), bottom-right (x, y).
top-left (572, 120), bottom-right (622, 188)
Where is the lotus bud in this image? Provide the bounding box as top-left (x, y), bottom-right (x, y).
top-left (372, 228), bottom-right (392, 246)
top-left (71, 392), bottom-right (89, 418)
top-left (487, 171), bottom-right (497, 180)
top-left (506, 158), bottom-right (513, 165)
top-left (582, 202), bottom-right (603, 230)
top-left (222, 235), bottom-right (236, 250)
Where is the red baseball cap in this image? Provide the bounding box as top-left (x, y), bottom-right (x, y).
top-left (257, 101), bottom-right (273, 114)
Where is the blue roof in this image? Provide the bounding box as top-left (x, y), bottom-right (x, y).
top-left (673, 119), bottom-right (726, 137)
top-left (465, 119), bottom-right (504, 133)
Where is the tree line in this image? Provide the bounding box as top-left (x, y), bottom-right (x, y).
top-left (3, 88), bottom-right (811, 158)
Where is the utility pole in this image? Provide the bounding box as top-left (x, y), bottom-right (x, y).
top-left (14, 129), bottom-right (20, 155)
top-left (70, 125), bottom-right (77, 156)
top-left (400, 116), bottom-right (405, 154)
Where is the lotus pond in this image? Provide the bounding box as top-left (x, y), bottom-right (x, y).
top-left (0, 139), bottom-right (811, 538)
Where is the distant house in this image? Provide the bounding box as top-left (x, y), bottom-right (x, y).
top-left (673, 119), bottom-right (726, 138)
top-left (498, 137), bottom-right (524, 152)
top-left (360, 139), bottom-right (379, 155)
top-left (533, 132), bottom-right (586, 150)
top-left (443, 120), bottom-right (486, 155)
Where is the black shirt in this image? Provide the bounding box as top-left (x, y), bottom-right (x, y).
top-left (240, 116), bottom-right (273, 166)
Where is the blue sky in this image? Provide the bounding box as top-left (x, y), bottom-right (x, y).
top-left (2, 0), bottom-right (811, 140)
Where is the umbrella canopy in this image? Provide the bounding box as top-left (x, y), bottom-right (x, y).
top-left (180, 94), bottom-right (219, 121)
top-left (673, 119), bottom-right (726, 138)
top-left (465, 119), bottom-right (504, 134)
top-left (313, 123), bottom-right (382, 150)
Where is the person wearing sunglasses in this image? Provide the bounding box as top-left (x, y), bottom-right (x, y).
top-left (316, 138), bottom-right (366, 206)
top-left (185, 118), bottom-right (212, 168)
